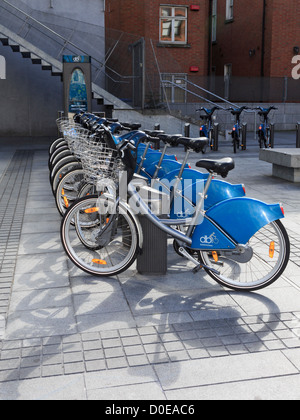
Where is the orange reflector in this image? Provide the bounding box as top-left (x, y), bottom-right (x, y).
top-left (259, 126), bottom-right (262, 130)
top-left (63, 196), bottom-right (69, 208)
top-left (281, 206), bottom-right (285, 216)
top-left (232, 127), bottom-right (236, 131)
top-left (212, 251), bottom-right (219, 263)
top-left (84, 207), bottom-right (99, 214)
top-left (92, 259), bottom-right (107, 265)
top-left (269, 241), bottom-right (275, 258)
top-left (61, 188), bottom-right (65, 196)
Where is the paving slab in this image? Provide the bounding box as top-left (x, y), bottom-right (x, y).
top-left (0, 136), bottom-right (300, 399)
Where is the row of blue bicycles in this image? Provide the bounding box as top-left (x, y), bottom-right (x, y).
top-left (48, 111), bottom-right (290, 292)
top-left (198, 105), bottom-right (277, 153)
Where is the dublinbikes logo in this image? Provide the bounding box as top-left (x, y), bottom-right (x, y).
top-left (0, 56), bottom-right (6, 80)
top-left (292, 55), bottom-right (300, 80)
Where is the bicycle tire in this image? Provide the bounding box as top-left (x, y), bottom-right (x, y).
top-left (198, 220), bottom-right (290, 291)
top-left (51, 161), bottom-right (82, 194)
top-left (61, 195), bottom-right (140, 276)
top-left (55, 168), bottom-right (86, 216)
top-left (49, 138), bottom-right (66, 155)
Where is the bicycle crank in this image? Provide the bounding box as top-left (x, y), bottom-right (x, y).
top-left (178, 247), bottom-right (220, 275)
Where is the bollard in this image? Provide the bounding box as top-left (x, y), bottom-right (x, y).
top-left (213, 123), bottom-right (219, 151)
top-left (154, 124), bottom-right (160, 150)
top-left (184, 123), bottom-right (190, 152)
top-left (296, 123), bottom-right (300, 148)
top-left (241, 123), bottom-right (247, 151)
top-left (270, 123), bottom-right (275, 148)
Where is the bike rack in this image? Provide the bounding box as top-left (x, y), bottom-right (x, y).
top-left (137, 215), bottom-right (168, 275)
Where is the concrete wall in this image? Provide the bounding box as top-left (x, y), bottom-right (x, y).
top-left (0, 0), bottom-right (105, 137)
top-left (7, 0), bottom-right (105, 27)
top-left (0, 42), bottom-right (63, 137)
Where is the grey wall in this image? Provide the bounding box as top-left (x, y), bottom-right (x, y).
top-left (0, 43), bottom-right (63, 137)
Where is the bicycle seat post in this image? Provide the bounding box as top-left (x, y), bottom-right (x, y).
top-left (136, 141), bottom-right (151, 175)
top-left (152, 142), bottom-right (170, 180)
top-left (169, 148), bottom-right (191, 206)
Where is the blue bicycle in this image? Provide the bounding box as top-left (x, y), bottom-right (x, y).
top-left (197, 106), bottom-right (220, 151)
top-left (255, 106), bottom-right (277, 149)
top-left (61, 135), bottom-right (290, 292)
top-left (227, 106), bottom-right (249, 153)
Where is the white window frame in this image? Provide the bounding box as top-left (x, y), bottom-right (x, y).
top-left (159, 6), bottom-right (188, 44)
top-left (212, 0), bottom-right (217, 42)
top-left (226, 0), bottom-right (234, 21)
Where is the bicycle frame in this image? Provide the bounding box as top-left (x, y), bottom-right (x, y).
top-left (126, 175), bottom-right (285, 258)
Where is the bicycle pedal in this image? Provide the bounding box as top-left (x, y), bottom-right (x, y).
top-left (192, 264), bottom-right (203, 274)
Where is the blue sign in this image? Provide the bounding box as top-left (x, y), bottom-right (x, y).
top-left (63, 55), bottom-right (91, 63)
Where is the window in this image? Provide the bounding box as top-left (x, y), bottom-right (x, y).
top-left (226, 0), bottom-right (234, 21)
top-left (211, 0), bottom-right (217, 42)
top-left (161, 74), bottom-right (187, 103)
top-left (160, 6), bottom-right (187, 44)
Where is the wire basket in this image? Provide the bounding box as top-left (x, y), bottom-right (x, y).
top-left (56, 117), bottom-right (74, 133)
top-left (65, 127), bottom-right (91, 156)
top-left (79, 142), bottom-right (124, 185)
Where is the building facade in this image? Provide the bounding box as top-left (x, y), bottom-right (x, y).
top-left (105, 0), bottom-right (210, 108)
top-left (211, 0), bottom-right (300, 102)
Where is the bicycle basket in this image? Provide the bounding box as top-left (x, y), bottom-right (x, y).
top-left (79, 143), bottom-right (124, 185)
top-left (65, 127), bottom-right (91, 156)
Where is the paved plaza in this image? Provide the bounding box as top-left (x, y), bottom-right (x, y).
top-left (0, 133), bottom-right (300, 400)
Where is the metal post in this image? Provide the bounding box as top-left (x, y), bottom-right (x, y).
top-left (241, 123), bottom-right (247, 151)
top-left (213, 123), bottom-right (219, 151)
top-left (270, 123), bottom-right (275, 148)
top-left (154, 124), bottom-right (160, 150)
top-left (184, 123), bottom-right (190, 152)
top-left (297, 123), bottom-right (300, 148)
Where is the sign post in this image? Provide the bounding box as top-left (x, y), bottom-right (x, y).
top-left (63, 55), bottom-right (92, 117)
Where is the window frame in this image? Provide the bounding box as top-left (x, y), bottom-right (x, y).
top-left (226, 0), bottom-right (234, 21)
top-left (161, 73), bottom-right (187, 104)
top-left (211, 0), bottom-right (217, 42)
top-left (159, 6), bottom-right (188, 45)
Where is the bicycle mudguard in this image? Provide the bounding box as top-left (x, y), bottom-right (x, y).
top-left (183, 178), bottom-right (245, 210)
top-left (191, 197), bottom-right (284, 250)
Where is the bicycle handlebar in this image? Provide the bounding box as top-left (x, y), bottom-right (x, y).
top-left (196, 106), bottom-right (220, 115)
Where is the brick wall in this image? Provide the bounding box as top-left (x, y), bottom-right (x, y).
top-left (105, 0), bottom-right (209, 76)
top-left (212, 0), bottom-right (300, 78)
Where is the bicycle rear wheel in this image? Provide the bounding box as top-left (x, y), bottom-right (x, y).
top-left (61, 195), bottom-right (140, 276)
top-left (199, 220), bottom-right (290, 291)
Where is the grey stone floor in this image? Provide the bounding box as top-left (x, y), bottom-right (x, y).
top-left (0, 135), bottom-right (300, 400)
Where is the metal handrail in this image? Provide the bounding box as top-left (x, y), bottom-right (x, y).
top-left (0, 0), bottom-right (136, 82)
top-left (1, 0), bottom-right (101, 64)
top-left (161, 78), bottom-right (239, 110)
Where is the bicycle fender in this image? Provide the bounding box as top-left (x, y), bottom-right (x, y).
top-left (159, 167), bottom-right (208, 183)
top-left (205, 197), bottom-right (284, 245)
top-left (183, 179), bottom-right (245, 210)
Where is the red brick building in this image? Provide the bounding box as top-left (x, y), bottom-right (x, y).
top-left (105, 0), bottom-right (210, 107)
top-left (211, 0), bottom-right (300, 101)
top-left (104, 0), bottom-right (300, 106)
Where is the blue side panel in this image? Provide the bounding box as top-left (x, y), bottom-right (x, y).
top-left (206, 197), bottom-right (284, 244)
top-left (191, 217), bottom-right (236, 250)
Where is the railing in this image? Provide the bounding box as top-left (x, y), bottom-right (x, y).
top-left (0, 0), bottom-right (136, 88)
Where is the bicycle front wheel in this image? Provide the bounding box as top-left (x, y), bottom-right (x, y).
top-left (61, 195), bottom-right (140, 276)
top-left (199, 220), bottom-right (290, 291)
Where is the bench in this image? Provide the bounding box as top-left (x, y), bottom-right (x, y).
top-left (259, 148), bottom-right (300, 183)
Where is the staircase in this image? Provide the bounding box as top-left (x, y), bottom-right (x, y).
top-left (0, 20), bottom-right (132, 114)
